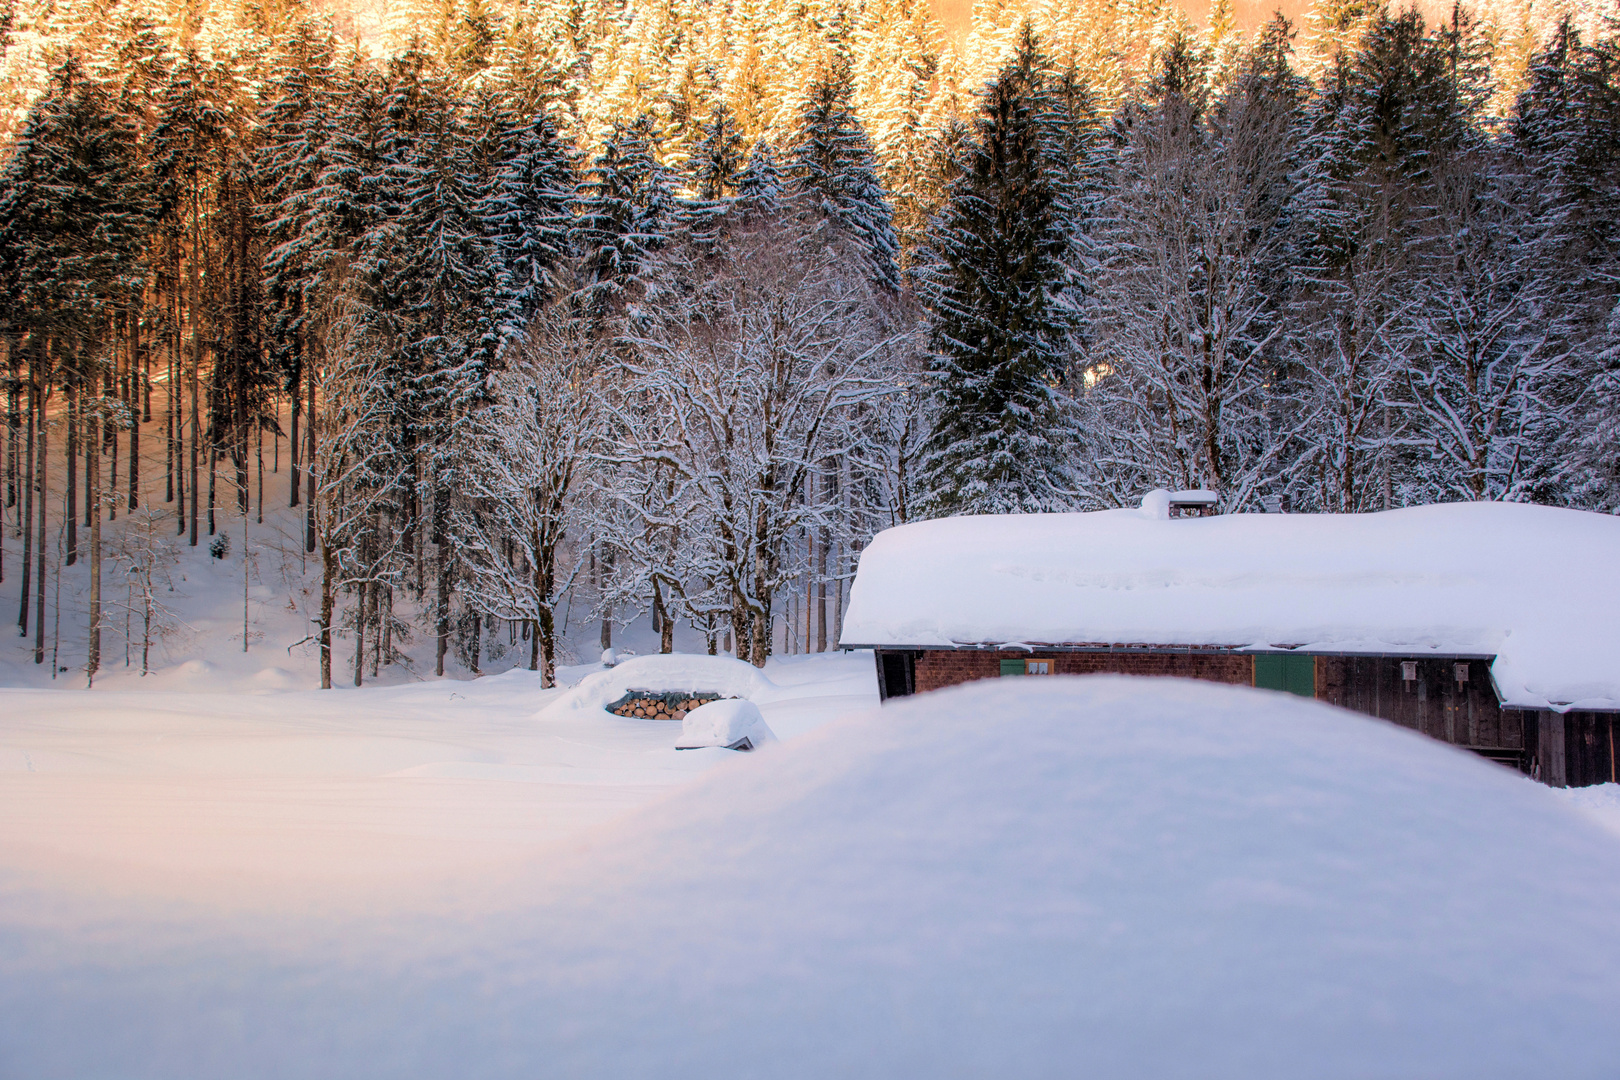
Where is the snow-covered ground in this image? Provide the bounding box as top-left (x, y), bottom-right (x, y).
top-left (0, 650), bottom-right (876, 911)
top-left (5, 674), bottom-right (1620, 1077)
top-left (6, 470), bottom-right (1620, 1076)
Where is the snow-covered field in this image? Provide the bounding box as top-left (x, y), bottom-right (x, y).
top-left (5, 670), bottom-right (1620, 1077)
top-left (6, 494), bottom-right (1620, 1076)
top-left (0, 651), bottom-right (876, 910)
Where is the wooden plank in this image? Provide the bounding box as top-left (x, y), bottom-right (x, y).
top-left (1539, 711), bottom-right (1567, 788)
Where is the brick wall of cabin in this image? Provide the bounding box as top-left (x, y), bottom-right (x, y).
top-left (912, 650), bottom-right (1254, 694)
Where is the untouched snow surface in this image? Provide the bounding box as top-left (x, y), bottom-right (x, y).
top-left (6, 675), bottom-right (1620, 1078)
top-left (840, 501), bottom-right (1620, 711)
top-left (0, 652), bottom-right (876, 910)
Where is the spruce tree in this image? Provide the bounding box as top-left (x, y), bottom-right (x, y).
top-left (571, 113), bottom-right (673, 327)
top-left (484, 107), bottom-right (578, 320)
top-left (787, 59), bottom-right (901, 292)
top-left (916, 26), bottom-right (1076, 516)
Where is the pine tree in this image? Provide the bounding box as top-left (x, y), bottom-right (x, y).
top-left (484, 107), bottom-right (579, 320)
top-left (916, 26), bottom-right (1077, 516)
top-left (690, 103), bottom-right (747, 200)
top-left (571, 113), bottom-right (673, 327)
top-left (0, 57), bottom-right (152, 665)
top-left (787, 58), bottom-right (902, 292)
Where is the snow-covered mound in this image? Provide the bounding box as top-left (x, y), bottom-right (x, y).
top-left (840, 501), bottom-right (1620, 711)
top-left (487, 678), bottom-right (1620, 1077)
top-left (13, 677), bottom-right (1617, 1078)
top-left (675, 698), bottom-right (777, 750)
top-left (538, 652), bottom-right (778, 721)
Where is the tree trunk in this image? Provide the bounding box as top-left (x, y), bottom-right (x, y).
top-left (353, 579), bottom-right (366, 688)
top-left (654, 578), bottom-right (673, 654)
top-left (188, 202), bottom-right (201, 548)
top-left (18, 369), bottom-right (35, 635)
top-left (320, 539), bottom-right (334, 689)
top-left (65, 381), bottom-right (76, 566)
top-left (242, 504), bottom-right (250, 653)
top-left (34, 376), bottom-right (48, 665)
top-left (816, 527), bottom-right (828, 652)
top-left (207, 441), bottom-right (217, 536)
top-left (5, 338), bottom-right (15, 512)
top-left (87, 424), bottom-right (101, 688)
top-left (599, 545), bottom-right (613, 652)
top-left (433, 486), bottom-right (450, 676)
top-left (128, 313), bottom-right (140, 512)
top-left (305, 357), bottom-right (315, 552)
top-left (188, 334), bottom-right (199, 546)
top-left (289, 356), bottom-right (300, 507)
top-left (167, 272), bottom-right (177, 507)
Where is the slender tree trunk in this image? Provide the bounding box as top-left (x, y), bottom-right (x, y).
top-left (816, 527), bottom-right (828, 652)
top-left (87, 421), bottom-right (101, 687)
top-left (353, 578), bottom-right (365, 688)
top-left (242, 503), bottom-right (250, 653)
top-left (188, 210), bottom-right (201, 547)
top-left (654, 578), bottom-right (673, 654)
top-left (434, 486), bottom-right (450, 676)
top-left (207, 442), bottom-right (216, 536)
top-left (34, 377), bottom-right (48, 665)
top-left (5, 339), bottom-right (15, 511)
top-left (305, 357), bottom-right (315, 552)
top-left (106, 356), bottom-right (117, 522)
top-left (599, 545), bottom-right (613, 652)
top-left (128, 313), bottom-right (139, 511)
top-left (319, 538), bottom-right (333, 689)
top-left (65, 380), bottom-right (76, 566)
top-left (256, 418), bottom-right (263, 524)
top-left (18, 369), bottom-right (35, 636)
top-left (290, 360), bottom-right (300, 506)
top-left (167, 288), bottom-right (176, 507)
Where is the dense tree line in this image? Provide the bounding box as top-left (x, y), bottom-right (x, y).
top-left (1, 0), bottom-right (1617, 686)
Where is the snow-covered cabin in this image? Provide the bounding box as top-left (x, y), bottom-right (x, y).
top-left (839, 498), bottom-right (1620, 788)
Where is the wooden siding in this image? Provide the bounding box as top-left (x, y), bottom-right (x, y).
top-left (1315, 656), bottom-right (1520, 755)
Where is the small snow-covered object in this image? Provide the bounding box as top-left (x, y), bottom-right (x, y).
top-left (676, 699), bottom-right (777, 751)
top-left (601, 648), bottom-right (618, 668)
top-left (1139, 488), bottom-right (1170, 520)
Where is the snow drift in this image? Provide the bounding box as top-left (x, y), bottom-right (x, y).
top-left (10, 676), bottom-right (1620, 1078)
top-left (675, 698), bottom-right (778, 750)
top-left (537, 652), bottom-right (778, 722)
top-left (839, 500), bottom-right (1620, 711)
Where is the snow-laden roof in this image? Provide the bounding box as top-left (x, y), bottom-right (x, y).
top-left (840, 500), bottom-right (1620, 712)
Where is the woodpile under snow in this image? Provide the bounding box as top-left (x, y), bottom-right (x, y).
top-left (607, 692), bottom-right (726, 721)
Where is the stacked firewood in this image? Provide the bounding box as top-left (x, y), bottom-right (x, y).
top-left (608, 692), bottom-right (725, 720)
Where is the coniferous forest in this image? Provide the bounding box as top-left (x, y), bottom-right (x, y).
top-left (1, 0), bottom-right (1619, 685)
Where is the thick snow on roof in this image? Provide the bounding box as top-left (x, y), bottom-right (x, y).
top-left (9, 678), bottom-right (1620, 1076)
top-left (840, 500), bottom-right (1620, 711)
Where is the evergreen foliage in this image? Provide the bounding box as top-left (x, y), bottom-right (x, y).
top-left (916, 26), bottom-right (1077, 516)
top-left (788, 60), bottom-right (901, 293)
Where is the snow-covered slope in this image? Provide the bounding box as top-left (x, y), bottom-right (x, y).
top-left (841, 501), bottom-right (1620, 711)
top-left (5, 676), bottom-right (1620, 1077)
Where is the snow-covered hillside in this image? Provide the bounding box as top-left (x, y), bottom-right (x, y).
top-left (0, 486), bottom-right (726, 692)
top-left (5, 675), bottom-right (1620, 1077)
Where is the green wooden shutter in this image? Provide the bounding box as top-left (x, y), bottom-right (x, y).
top-left (1254, 653), bottom-right (1315, 697)
top-left (1000, 659), bottom-right (1026, 677)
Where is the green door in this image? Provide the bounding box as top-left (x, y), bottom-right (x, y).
top-left (1254, 653), bottom-right (1315, 697)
